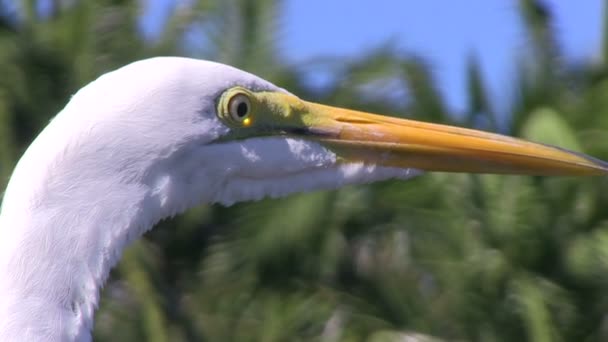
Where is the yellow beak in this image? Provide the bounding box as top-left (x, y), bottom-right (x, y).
top-left (233, 88), bottom-right (607, 176)
top-left (297, 101), bottom-right (608, 176)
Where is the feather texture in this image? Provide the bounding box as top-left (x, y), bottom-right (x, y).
top-left (0, 58), bottom-right (416, 341)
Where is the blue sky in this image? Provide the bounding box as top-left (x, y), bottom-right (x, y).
top-left (281, 0), bottom-right (604, 113)
top-left (143, 0), bottom-right (604, 113)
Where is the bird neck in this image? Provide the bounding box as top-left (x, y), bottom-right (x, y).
top-left (0, 181), bottom-right (157, 341)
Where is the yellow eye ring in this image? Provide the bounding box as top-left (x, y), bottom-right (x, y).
top-left (228, 93), bottom-right (252, 125)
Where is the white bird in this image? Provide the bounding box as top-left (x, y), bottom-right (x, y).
top-left (0, 57), bottom-right (606, 341)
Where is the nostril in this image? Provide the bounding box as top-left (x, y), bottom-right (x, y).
top-left (334, 117), bottom-right (375, 124)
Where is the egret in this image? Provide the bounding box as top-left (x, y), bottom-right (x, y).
top-left (0, 57), bottom-right (606, 341)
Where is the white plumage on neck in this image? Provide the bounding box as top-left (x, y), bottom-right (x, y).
top-left (0, 57), bottom-right (415, 341)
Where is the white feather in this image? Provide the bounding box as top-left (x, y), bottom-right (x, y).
top-left (0, 57), bottom-right (418, 341)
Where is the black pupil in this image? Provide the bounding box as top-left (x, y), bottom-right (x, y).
top-left (236, 101), bottom-right (248, 118)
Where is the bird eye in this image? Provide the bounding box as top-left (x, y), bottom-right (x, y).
top-left (217, 87), bottom-right (256, 127)
top-left (228, 93), bottom-right (252, 125)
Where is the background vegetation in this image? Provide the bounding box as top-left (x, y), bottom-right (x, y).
top-left (2, 0), bottom-right (608, 341)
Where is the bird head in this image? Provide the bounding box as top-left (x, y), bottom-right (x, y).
top-left (7, 57), bottom-right (607, 214)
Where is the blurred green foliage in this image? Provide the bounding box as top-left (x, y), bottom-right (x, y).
top-left (2, 0), bottom-right (608, 341)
